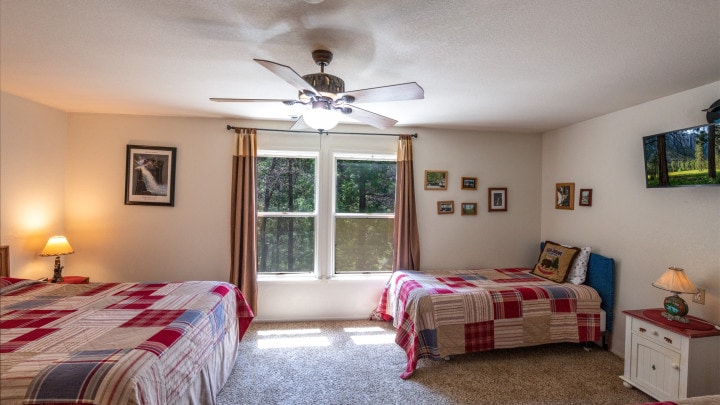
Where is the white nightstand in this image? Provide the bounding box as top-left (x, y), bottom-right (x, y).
top-left (620, 309), bottom-right (720, 401)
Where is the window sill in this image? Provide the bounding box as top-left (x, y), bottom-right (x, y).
top-left (258, 273), bottom-right (390, 283)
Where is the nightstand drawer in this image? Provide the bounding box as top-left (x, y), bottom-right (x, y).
top-left (632, 318), bottom-right (682, 351)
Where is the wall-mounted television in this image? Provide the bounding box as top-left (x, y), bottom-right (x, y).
top-left (643, 124), bottom-right (719, 188)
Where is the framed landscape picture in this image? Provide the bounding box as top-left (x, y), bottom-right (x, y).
top-left (424, 170), bottom-right (448, 190)
top-left (125, 145), bottom-right (177, 206)
top-left (488, 188), bottom-right (507, 212)
top-left (555, 182), bottom-right (574, 210)
top-left (461, 202), bottom-right (477, 215)
top-left (437, 200), bottom-right (454, 214)
top-left (461, 177), bottom-right (477, 190)
top-left (579, 188), bottom-right (593, 206)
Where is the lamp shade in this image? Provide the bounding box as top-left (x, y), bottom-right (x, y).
top-left (652, 267), bottom-right (698, 294)
top-left (40, 236), bottom-right (75, 257)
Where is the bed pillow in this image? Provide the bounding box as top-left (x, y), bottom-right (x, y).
top-left (566, 246), bottom-right (591, 285)
top-left (532, 241), bottom-right (580, 283)
top-left (0, 277), bottom-right (40, 295)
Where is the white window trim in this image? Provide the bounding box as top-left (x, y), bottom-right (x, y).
top-left (256, 146), bottom-right (396, 281)
top-left (330, 153), bottom-right (395, 278)
top-left (256, 150), bottom-right (319, 280)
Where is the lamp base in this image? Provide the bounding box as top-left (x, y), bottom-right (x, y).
top-left (660, 311), bottom-right (690, 323)
top-left (51, 256), bottom-right (64, 283)
top-left (662, 294), bottom-right (690, 323)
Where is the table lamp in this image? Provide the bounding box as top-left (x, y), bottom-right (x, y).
top-left (651, 266), bottom-right (698, 323)
top-left (40, 236), bottom-right (75, 283)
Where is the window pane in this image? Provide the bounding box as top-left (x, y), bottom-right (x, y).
top-left (257, 217), bottom-right (314, 273)
top-left (257, 157), bottom-right (315, 212)
top-left (335, 218), bottom-right (393, 272)
top-left (336, 160), bottom-right (396, 213)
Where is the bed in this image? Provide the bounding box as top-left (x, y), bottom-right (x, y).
top-left (375, 243), bottom-right (615, 378)
top-left (0, 277), bottom-right (254, 404)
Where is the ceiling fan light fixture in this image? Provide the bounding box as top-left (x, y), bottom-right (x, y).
top-left (304, 101), bottom-right (339, 131)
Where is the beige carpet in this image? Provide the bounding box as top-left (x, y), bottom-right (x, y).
top-left (216, 319), bottom-right (655, 405)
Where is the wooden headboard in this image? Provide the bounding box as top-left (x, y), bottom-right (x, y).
top-left (1, 246), bottom-right (9, 277)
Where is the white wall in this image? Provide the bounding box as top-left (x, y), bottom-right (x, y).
top-left (0, 92), bottom-right (68, 278)
top-left (541, 81), bottom-right (720, 357)
top-left (1, 97), bottom-right (543, 321)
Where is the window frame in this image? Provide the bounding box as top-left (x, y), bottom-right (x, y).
top-left (255, 150), bottom-right (319, 278)
top-left (330, 153), bottom-right (396, 277)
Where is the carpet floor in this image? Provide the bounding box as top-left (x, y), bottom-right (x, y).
top-left (216, 319), bottom-right (655, 405)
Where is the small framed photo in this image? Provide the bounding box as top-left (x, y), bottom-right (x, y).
top-left (125, 145), bottom-right (177, 206)
top-left (461, 202), bottom-right (477, 215)
top-left (461, 177), bottom-right (477, 190)
top-left (488, 188), bottom-right (507, 212)
top-left (555, 182), bottom-right (574, 210)
top-left (579, 189), bottom-right (593, 206)
top-left (437, 200), bottom-right (454, 214)
top-left (425, 170), bottom-right (448, 190)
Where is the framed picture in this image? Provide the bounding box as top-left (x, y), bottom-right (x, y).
top-left (437, 200), bottom-right (454, 214)
top-left (125, 145), bottom-right (177, 206)
top-left (461, 177), bottom-right (477, 190)
top-left (488, 188), bottom-right (507, 212)
top-left (424, 170), bottom-right (448, 190)
top-left (461, 202), bottom-right (477, 215)
top-left (555, 182), bottom-right (574, 210)
top-left (579, 188), bottom-right (593, 206)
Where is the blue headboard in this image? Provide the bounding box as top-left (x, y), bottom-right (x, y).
top-left (585, 252), bottom-right (615, 332)
top-left (539, 243), bottom-right (615, 333)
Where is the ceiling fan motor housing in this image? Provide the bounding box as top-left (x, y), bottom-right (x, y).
top-left (301, 73), bottom-right (345, 95)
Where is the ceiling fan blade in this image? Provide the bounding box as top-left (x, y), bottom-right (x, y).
top-left (254, 59), bottom-right (319, 95)
top-left (346, 106), bottom-right (398, 129)
top-left (210, 98), bottom-right (294, 103)
top-left (341, 82), bottom-right (424, 104)
top-left (289, 116), bottom-right (310, 130)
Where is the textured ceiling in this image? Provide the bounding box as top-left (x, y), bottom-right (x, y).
top-left (1, 0), bottom-right (719, 133)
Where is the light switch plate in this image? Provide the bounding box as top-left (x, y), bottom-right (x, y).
top-left (693, 288), bottom-right (705, 305)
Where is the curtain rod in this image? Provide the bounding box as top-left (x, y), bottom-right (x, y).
top-left (226, 125), bottom-right (417, 138)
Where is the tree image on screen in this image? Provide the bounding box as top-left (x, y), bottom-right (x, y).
top-left (644, 125), bottom-right (719, 187)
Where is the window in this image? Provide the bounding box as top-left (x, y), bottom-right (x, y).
top-left (256, 154), bottom-right (316, 274)
top-left (334, 157), bottom-right (396, 274)
top-left (255, 148), bottom-right (396, 278)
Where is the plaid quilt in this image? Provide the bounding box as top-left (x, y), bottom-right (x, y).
top-left (0, 279), bottom-right (254, 404)
top-left (375, 268), bottom-right (601, 378)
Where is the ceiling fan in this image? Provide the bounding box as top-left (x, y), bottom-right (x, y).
top-left (210, 49), bottom-right (424, 131)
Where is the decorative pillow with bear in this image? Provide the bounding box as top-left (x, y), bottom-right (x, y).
top-left (532, 241), bottom-right (580, 283)
top-left (565, 246), bottom-right (591, 285)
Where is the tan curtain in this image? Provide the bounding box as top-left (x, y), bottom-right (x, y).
top-left (230, 128), bottom-right (258, 314)
top-left (392, 135), bottom-right (420, 270)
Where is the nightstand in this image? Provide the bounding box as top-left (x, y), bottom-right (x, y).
top-left (56, 276), bottom-right (90, 284)
top-left (620, 309), bottom-right (720, 401)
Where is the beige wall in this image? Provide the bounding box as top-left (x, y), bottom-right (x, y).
top-left (541, 81), bottom-right (720, 357)
top-left (0, 97), bottom-right (542, 321)
top-left (1, 92), bottom-right (68, 277)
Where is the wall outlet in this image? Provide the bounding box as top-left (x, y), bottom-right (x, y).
top-left (693, 288), bottom-right (705, 305)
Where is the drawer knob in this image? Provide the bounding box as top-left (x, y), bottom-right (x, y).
top-left (664, 337), bottom-right (672, 344)
top-left (672, 363), bottom-right (679, 370)
top-left (652, 331), bottom-right (659, 336)
top-left (652, 364), bottom-right (656, 370)
top-left (639, 327), bottom-right (646, 333)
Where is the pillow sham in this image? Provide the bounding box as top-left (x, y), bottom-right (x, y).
top-left (532, 241), bottom-right (580, 283)
top-left (0, 277), bottom-right (41, 295)
top-left (566, 246), bottom-right (591, 285)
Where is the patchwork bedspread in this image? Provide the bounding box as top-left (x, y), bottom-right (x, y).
top-left (375, 268), bottom-right (601, 378)
top-left (0, 279), bottom-right (254, 404)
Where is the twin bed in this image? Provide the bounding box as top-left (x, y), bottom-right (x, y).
top-left (375, 242), bottom-right (615, 378)
top-left (0, 277), bottom-right (253, 404)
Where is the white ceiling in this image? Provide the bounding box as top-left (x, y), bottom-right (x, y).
top-left (1, 0), bottom-right (718, 133)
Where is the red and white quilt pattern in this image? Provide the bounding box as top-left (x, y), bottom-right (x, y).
top-left (0, 279), bottom-right (253, 404)
top-left (375, 268), bottom-right (601, 378)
